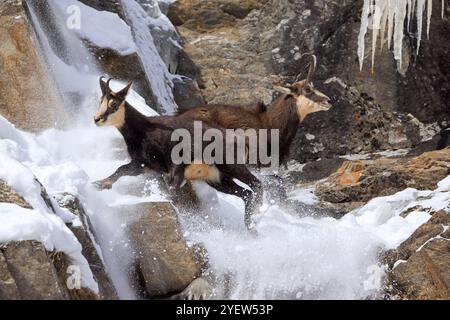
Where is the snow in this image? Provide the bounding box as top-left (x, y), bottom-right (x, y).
top-left (121, 0), bottom-right (179, 114)
top-left (53, 0), bottom-right (137, 55)
top-left (0, 120), bottom-right (98, 292)
top-left (345, 183), bottom-right (450, 249)
top-left (181, 174), bottom-right (450, 299)
top-left (288, 187), bottom-right (319, 205)
top-left (358, 0), bottom-right (443, 71)
top-left (3, 0), bottom-right (447, 300)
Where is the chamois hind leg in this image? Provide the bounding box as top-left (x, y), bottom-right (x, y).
top-left (210, 165), bottom-right (262, 229)
top-left (167, 164), bottom-right (186, 192)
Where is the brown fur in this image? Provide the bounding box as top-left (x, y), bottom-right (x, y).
top-left (177, 81), bottom-right (331, 164)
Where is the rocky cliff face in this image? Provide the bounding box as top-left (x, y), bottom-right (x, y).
top-left (0, 0), bottom-right (449, 300)
top-left (169, 0), bottom-right (449, 161)
top-left (0, 0), bottom-right (65, 131)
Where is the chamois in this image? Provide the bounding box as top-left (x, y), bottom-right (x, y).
top-left (178, 55), bottom-right (332, 164)
top-left (93, 78), bottom-right (262, 229)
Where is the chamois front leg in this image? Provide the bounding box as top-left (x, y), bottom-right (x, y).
top-left (94, 160), bottom-right (144, 190)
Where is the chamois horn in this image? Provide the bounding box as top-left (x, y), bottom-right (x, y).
top-left (293, 53), bottom-right (317, 83)
top-left (99, 76), bottom-right (108, 94)
top-left (306, 54), bottom-right (317, 83)
top-left (106, 78), bottom-right (112, 91)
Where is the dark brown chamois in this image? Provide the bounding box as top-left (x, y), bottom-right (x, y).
top-left (93, 78), bottom-right (262, 229)
top-left (178, 55), bottom-right (332, 165)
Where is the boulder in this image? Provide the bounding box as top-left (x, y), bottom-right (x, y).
top-left (0, 0), bottom-right (64, 131)
top-left (84, 42), bottom-right (157, 109)
top-left (385, 210), bottom-right (450, 300)
top-left (316, 149), bottom-right (450, 203)
top-left (1, 241), bottom-right (68, 300)
top-left (168, 0), bottom-right (275, 106)
top-left (77, 0), bottom-right (125, 19)
top-left (126, 202), bottom-right (203, 298)
top-left (0, 249), bottom-right (20, 300)
top-left (0, 181), bottom-right (100, 300)
top-left (0, 179), bottom-right (32, 209)
top-left (55, 193), bottom-right (118, 300)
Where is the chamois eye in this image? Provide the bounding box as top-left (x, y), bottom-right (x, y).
top-left (110, 101), bottom-right (118, 109)
top-left (303, 85), bottom-right (313, 95)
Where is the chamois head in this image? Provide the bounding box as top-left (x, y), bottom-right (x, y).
top-left (275, 55), bottom-right (332, 122)
top-left (94, 77), bottom-right (132, 128)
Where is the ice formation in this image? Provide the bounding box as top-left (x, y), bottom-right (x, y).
top-left (358, 0), bottom-right (445, 71)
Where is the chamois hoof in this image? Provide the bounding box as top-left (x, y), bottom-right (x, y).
top-left (176, 278), bottom-right (212, 300)
top-left (93, 179), bottom-right (113, 190)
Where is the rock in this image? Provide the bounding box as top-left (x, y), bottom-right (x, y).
top-left (0, 179), bottom-right (32, 209)
top-left (55, 193), bottom-right (118, 300)
top-left (168, 0), bottom-right (263, 30)
top-left (385, 211), bottom-right (450, 300)
top-left (289, 81), bottom-right (422, 163)
top-left (408, 128), bottom-right (450, 157)
top-left (316, 149), bottom-right (450, 203)
top-left (0, 0), bottom-right (64, 131)
top-left (0, 249), bottom-right (20, 300)
top-left (126, 202), bottom-right (203, 298)
top-left (84, 43), bottom-right (156, 108)
top-left (120, 0), bottom-right (205, 113)
top-left (78, 0), bottom-right (125, 19)
top-left (1, 241), bottom-right (68, 300)
top-left (0, 182), bottom-right (100, 300)
top-left (173, 76), bottom-right (206, 109)
top-left (168, 0), bottom-right (274, 106)
top-left (281, 158), bottom-right (345, 185)
top-left (48, 251), bottom-right (98, 300)
top-left (169, 0), bottom-right (449, 163)
top-left (170, 277), bottom-right (213, 300)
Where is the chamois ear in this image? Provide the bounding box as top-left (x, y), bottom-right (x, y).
top-left (116, 81), bottom-right (133, 100)
top-left (99, 76), bottom-right (108, 95)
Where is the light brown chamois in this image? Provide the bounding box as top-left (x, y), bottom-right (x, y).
top-left (93, 78), bottom-right (262, 229)
top-left (178, 55), bottom-right (332, 164)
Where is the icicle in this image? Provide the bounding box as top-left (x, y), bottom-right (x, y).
top-left (372, 0), bottom-right (385, 70)
top-left (380, 0), bottom-right (390, 51)
top-left (394, 0), bottom-right (408, 68)
top-left (357, 0), bottom-right (441, 71)
top-left (387, 0), bottom-right (396, 49)
top-left (427, 0), bottom-right (433, 39)
top-left (416, 0), bottom-right (426, 55)
top-left (358, 0), bottom-right (371, 70)
top-left (406, 0), bottom-right (412, 31)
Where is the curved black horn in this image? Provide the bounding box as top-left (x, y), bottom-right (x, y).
top-left (99, 76), bottom-right (108, 94)
top-left (306, 54), bottom-right (317, 83)
top-left (293, 53), bottom-right (316, 82)
top-left (106, 78), bottom-right (112, 91)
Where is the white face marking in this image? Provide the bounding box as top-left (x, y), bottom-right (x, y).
top-left (296, 95), bottom-right (331, 123)
top-left (94, 97), bottom-right (126, 128)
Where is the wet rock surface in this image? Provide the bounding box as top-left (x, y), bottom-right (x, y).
top-left (126, 202), bottom-right (203, 298)
top-left (384, 210), bottom-right (450, 300)
top-left (1, 241), bottom-right (68, 300)
top-left (55, 193), bottom-right (118, 300)
top-left (169, 0), bottom-right (449, 162)
top-left (316, 149), bottom-right (450, 204)
top-left (0, 181), bottom-right (101, 300)
top-left (0, 0), bottom-right (64, 131)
